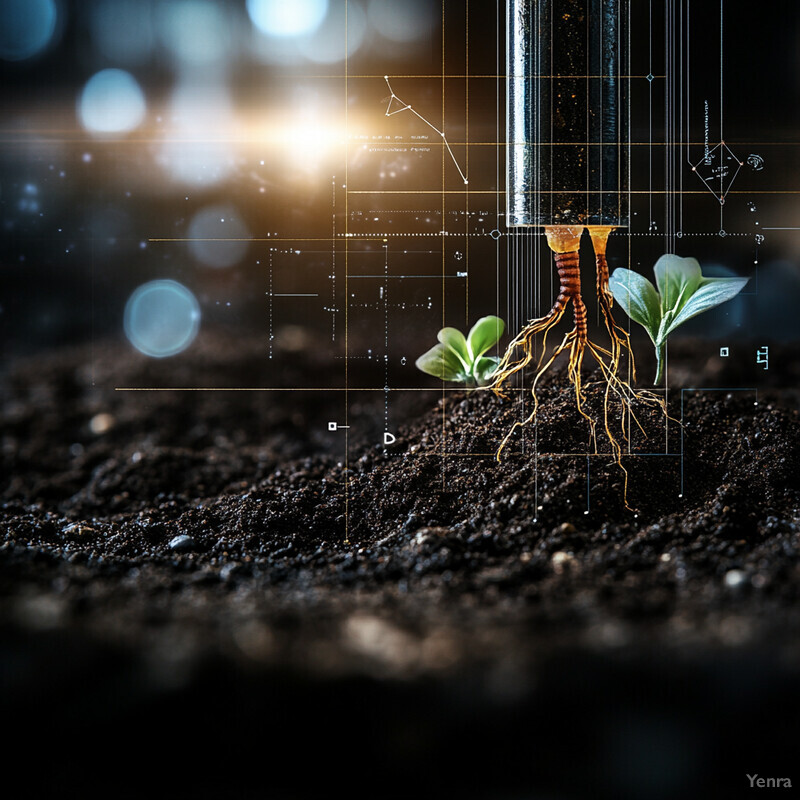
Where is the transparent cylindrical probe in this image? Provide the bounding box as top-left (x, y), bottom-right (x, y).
top-left (507, 0), bottom-right (630, 228)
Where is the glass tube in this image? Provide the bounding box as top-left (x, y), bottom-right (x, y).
top-left (506, 0), bottom-right (630, 228)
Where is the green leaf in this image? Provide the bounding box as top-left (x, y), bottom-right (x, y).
top-left (467, 315), bottom-right (505, 361)
top-left (473, 355), bottom-right (501, 385)
top-left (654, 254), bottom-right (702, 315)
top-left (660, 276), bottom-right (749, 339)
top-left (655, 308), bottom-right (677, 347)
top-left (608, 268), bottom-right (662, 343)
top-left (608, 255), bottom-right (749, 386)
top-left (437, 327), bottom-right (470, 368)
top-left (415, 343), bottom-right (468, 382)
top-left (417, 316), bottom-right (506, 385)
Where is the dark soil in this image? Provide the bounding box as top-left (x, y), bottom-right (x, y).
top-left (2, 331), bottom-right (799, 799)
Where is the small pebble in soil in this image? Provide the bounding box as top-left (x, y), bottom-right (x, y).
top-left (169, 534), bottom-right (197, 553)
top-left (89, 413), bottom-right (115, 435)
top-left (413, 527), bottom-right (451, 547)
top-left (724, 569), bottom-right (748, 588)
top-left (402, 513), bottom-right (423, 534)
top-left (551, 551), bottom-right (574, 574)
top-left (554, 522), bottom-right (577, 536)
top-left (62, 522), bottom-right (98, 539)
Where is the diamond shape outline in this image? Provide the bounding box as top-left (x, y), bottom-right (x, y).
top-left (689, 141), bottom-right (745, 205)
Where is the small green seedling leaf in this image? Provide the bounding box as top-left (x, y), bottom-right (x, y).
top-left (415, 343), bottom-right (468, 382)
top-left (437, 327), bottom-right (470, 369)
top-left (467, 316), bottom-right (505, 362)
top-left (417, 317), bottom-right (506, 387)
top-left (654, 254), bottom-right (702, 316)
top-left (473, 355), bottom-right (501, 384)
top-left (607, 268), bottom-right (661, 342)
top-left (663, 276), bottom-right (749, 335)
top-left (610, 256), bottom-right (748, 385)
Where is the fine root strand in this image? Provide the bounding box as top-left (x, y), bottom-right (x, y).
top-left (491, 229), bottom-right (673, 512)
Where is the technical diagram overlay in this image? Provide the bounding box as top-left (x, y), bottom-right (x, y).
top-left (95, 1), bottom-right (798, 540)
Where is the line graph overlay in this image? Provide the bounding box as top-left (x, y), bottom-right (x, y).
top-left (383, 76), bottom-right (468, 185)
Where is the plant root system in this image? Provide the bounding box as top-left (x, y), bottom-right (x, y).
top-left (491, 226), bottom-right (666, 509)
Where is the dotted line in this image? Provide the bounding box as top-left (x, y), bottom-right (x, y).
top-left (336, 231), bottom-right (753, 238)
top-left (268, 251), bottom-right (273, 359)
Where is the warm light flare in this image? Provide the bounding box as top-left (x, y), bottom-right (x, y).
top-left (253, 113), bottom-right (348, 173)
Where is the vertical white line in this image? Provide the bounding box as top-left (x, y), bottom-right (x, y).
top-left (268, 249), bottom-right (273, 359)
top-left (720, 0), bottom-right (724, 143)
top-left (648, 0), bottom-right (653, 234)
top-left (496, 0), bottom-right (500, 328)
top-left (384, 242), bottom-right (389, 433)
top-left (331, 178), bottom-right (336, 342)
top-left (679, 0), bottom-right (684, 234)
top-left (626, 0), bottom-right (632, 451)
top-left (441, 0), bottom-right (446, 490)
top-left (465, 0), bottom-right (469, 327)
top-left (343, 0), bottom-right (349, 544)
top-left (686, 0), bottom-right (691, 168)
top-left (719, 0), bottom-right (724, 231)
top-left (586, 3), bottom-right (590, 224)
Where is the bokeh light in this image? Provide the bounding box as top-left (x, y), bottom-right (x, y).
top-left (90, 0), bottom-right (154, 65)
top-left (18, 183), bottom-right (40, 214)
top-left (158, 138), bottom-right (234, 186)
top-left (250, 31), bottom-right (305, 67)
top-left (0, 0), bottom-right (57, 61)
top-left (297, 0), bottom-right (366, 64)
top-left (251, 89), bottom-right (347, 176)
top-left (368, 0), bottom-right (435, 43)
top-left (187, 205), bottom-right (250, 269)
top-left (124, 280), bottom-right (201, 358)
top-left (78, 69), bottom-right (146, 134)
top-left (158, 82), bottom-right (235, 186)
top-left (247, 0), bottom-right (328, 38)
top-left (281, 115), bottom-right (345, 172)
top-left (158, 0), bottom-right (230, 66)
